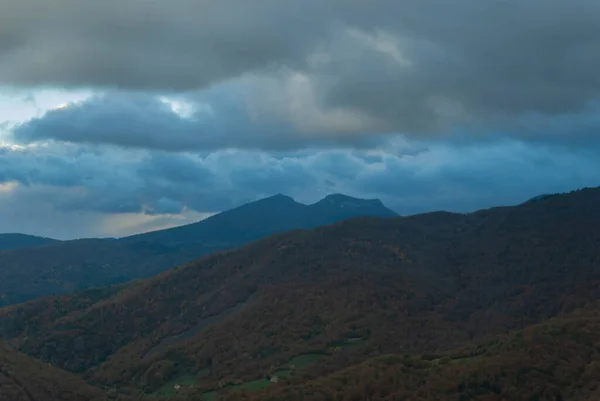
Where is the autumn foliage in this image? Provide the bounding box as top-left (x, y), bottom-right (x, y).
top-left (1, 187), bottom-right (600, 400)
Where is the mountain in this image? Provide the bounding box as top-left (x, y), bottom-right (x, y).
top-left (1, 186), bottom-right (599, 400)
top-left (122, 193), bottom-right (396, 246)
top-left (220, 303), bottom-right (600, 401)
top-left (0, 342), bottom-right (112, 401)
top-left (0, 233), bottom-right (59, 251)
top-left (0, 193), bottom-right (397, 306)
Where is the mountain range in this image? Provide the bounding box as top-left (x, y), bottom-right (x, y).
top-left (1, 186), bottom-right (599, 400)
top-left (0, 193), bottom-right (396, 306)
top-left (0, 234), bottom-right (59, 251)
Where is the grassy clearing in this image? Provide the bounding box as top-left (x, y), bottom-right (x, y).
top-left (429, 355), bottom-right (477, 367)
top-left (283, 353), bottom-right (326, 369)
top-left (200, 352), bottom-right (327, 399)
top-left (329, 338), bottom-right (366, 351)
top-left (230, 379), bottom-right (271, 391)
top-left (153, 373), bottom-right (198, 398)
top-left (449, 356), bottom-right (476, 365)
top-left (272, 352), bottom-right (328, 381)
top-left (200, 380), bottom-right (270, 400)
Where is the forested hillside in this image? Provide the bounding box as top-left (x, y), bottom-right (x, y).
top-left (0, 234), bottom-right (59, 251)
top-left (0, 342), bottom-right (111, 401)
top-left (0, 194), bottom-right (396, 306)
top-left (1, 187), bottom-right (599, 400)
top-left (216, 303), bottom-right (600, 401)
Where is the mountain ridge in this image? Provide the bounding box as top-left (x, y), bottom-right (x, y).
top-left (2, 185), bottom-right (599, 400)
top-left (0, 193), bottom-right (397, 306)
top-left (0, 233), bottom-right (60, 251)
top-left (120, 192), bottom-right (396, 244)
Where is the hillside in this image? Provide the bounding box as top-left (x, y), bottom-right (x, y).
top-left (215, 303), bottom-right (600, 401)
top-left (1, 187), bottom-right (599, 400)
top-left (0, 193), bottom-right (396, 306)
top-left (0, 233), bottom-right (59, 251)
top-left (4, 305), bottom-right (600, 401)
top-left (0, 342), bottom-right (110, 401)
top-left (122, 193), bottom-right (396, 246)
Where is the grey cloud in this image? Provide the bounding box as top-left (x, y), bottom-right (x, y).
top-left (0, 143), bottom-right (321, 214)
top-left (144, 198), bottom-right (186, 215)
top-left (11, 87), bottom-right (387, 151)
top-left (0, 184), bottom-right (207, 239)
top-left (0, 0), bottom-right (334, 90)
top-left (306, 151), bottom-right (365, 181)
top-left (137, 152), bottom-right (215, 185)
top-left (352, 140), bottom-right (600, 214)
top-left (2, 0), bottom-right (600, 139)
top-left (3, 137), bottom-right (600, 236)
top-left (310, 10), bottom-right (600, 134)
top-left (225, 154), bottom-right (316, 199)
top-left (13, 94), bottom-right (202, 151)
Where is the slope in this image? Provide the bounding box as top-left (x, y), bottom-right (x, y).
top-left (121, 193), bottom-right (397, 245)
top-left (1, 187), bottom-right (599, 397)
top-left (215, 303), bottom-right (600, 401)
top-left (0, 193), bottom-right (396, 306)
top-left (0, 342), bottom-right (110, 401)
top-left (0, 233), bottom-right (59, 251)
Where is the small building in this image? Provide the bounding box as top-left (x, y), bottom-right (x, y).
top-left (270, 376), bottom-right (279, 383)
top-left (174, 384), bottom-right (181, 391)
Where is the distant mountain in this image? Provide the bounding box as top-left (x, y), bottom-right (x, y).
top-left (0, 193), bottom-right (397, 306)
top-left (0, 233), bottom-right (59, 251)
top-left (2, 186), bottom-right (599, 400)
top-left (123, 193), bottom-right (396, 246)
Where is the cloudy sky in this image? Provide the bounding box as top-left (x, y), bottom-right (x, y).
top-left (1, 0), bottom-right (600, 239)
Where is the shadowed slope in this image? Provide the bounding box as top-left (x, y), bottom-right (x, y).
top-left (1, 187), bottom-right (599, 398)
top-left (217, 303), bottom-right (600, 401)
top-left (0, 194), bottom-right (396, 306)
top-left (0, 234), bottom-right (59, 251)
top-left (0, 342), bottom-right (110, 401)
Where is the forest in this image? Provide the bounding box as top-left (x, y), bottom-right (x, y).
top-left (1, 187), bottom-right (600, 400)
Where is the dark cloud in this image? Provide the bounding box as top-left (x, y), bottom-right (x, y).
top-left (13, 81), bottom-right (600, 155)
top-left (3, 0), bottom-right (600, 138)
top-left (320, 1), bottom-right (600, 130)
top-left (2, 137), bottom-right (600, 238)
top-left (0, 183), bottom-right (210, 239)
top-left (0, 0), bottom-right (333, 90)
top-left (3, 0), bottom-right (600, 239)
top-left (11, 88), bottom-right (387, 151)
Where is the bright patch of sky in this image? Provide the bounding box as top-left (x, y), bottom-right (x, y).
top-left (158, 96), bottom-right (199, 119)
top-left (0, 181), bottom-right (18, 194)
top-left (0, 88), bottom-right (93, 142)
top-left (97, 209), bottom-right (214, 239)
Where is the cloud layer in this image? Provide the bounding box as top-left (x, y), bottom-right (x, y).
top-left (2, 137), bottom-right (600, 238)
top-left (3, 0), bottom-right (600, 138)
top-left (2, 0), bottom-right (600, 238)
top-left (11, 85), bottom-right (387, 151)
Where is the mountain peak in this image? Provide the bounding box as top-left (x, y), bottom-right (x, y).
top-left (322, 193), bottom-right (383, 205)
top-left (310, 193), bottom-right (397, 217)
top-left (240, 193), bottom-right (300, 209)
top-left (314, 193), bottom-right (386, 209)
top-left (263, 193), bottom-right (295, 202)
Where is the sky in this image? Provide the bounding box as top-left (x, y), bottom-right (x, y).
top-left (1, 0), bottom-right (600, 239)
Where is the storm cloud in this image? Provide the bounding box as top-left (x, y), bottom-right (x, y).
top-left (2, 137), bottom-right (600, 238)
top-left (11, 85), bottom-right (387, 151)
top-left (1, 0), bottom-right (600, 239)
top-left (2, 0), bottom-right (600, 138)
